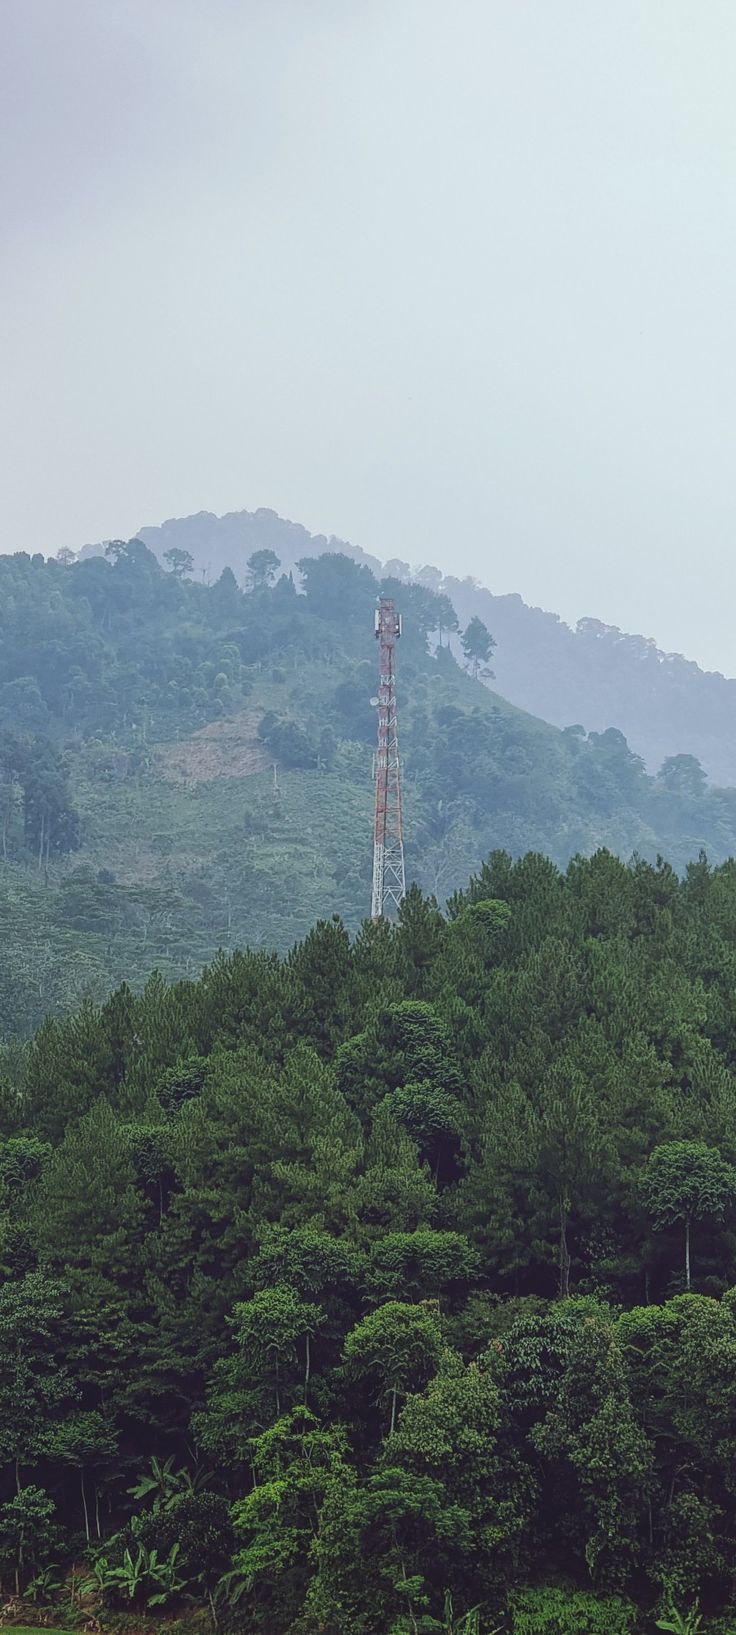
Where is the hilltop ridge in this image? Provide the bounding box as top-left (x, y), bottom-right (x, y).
top-left (115, 505), bottom-right (736, 784)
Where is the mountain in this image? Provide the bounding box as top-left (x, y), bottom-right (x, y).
top-left (3, 536), bottom-right (736, 1035)
top-left (121, 505), bottom-right (736, 784)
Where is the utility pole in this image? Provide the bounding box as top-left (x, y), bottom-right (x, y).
top-left (371, 597), bottom-right (406, 920)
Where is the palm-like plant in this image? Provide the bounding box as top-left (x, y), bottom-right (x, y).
top-left (81, 1540), bottom-right (188, 1608)
top-left (128, 1454), bottom-right (199, 1512)
top-left (440, 1593), bottom-right (501, 1635)
top-left (146, 1542), bottom-right (188, 1607)
top-left (656, 1609), bottom-right (704, 1635)
top-left (80, 1552), bottom-right (112, 1597)
top-left (215, 1565), bottom-right (250, 1609)
top-left (106, 1545), bottom-right (149, 1601)
top-left (25, 1562), bottom-right (62, 1602)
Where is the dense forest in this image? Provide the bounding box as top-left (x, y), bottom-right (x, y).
top-left (133, 506), bottom-right (736, 784)
top-left (4, 539), bottom-right (736, 1037)
top-left (1, 852), bottom-right (736, 1630)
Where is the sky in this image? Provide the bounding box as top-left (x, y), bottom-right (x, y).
top-left (2, 1), bottom-right (736, 674)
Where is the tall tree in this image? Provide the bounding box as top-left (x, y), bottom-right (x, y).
top-left (247, 549), bottom-right (281, 590)
top-left (461, 616), bottom-right (496, 678)
top-left (343, 1301), bottom-right (442, 1435)
top-left (163, 547), bottom-right (194, 578)
top-left (642, 1141), bottom-right (736, 1290)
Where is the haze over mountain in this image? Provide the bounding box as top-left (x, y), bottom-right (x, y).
top-left (7, 5), bottom-right (736, 679)
top-left (126, 506), bottom-right (736, 786)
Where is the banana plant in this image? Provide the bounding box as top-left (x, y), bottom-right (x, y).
top-left (25, 1563), bottom-right (62, 1602)
top-left (656, 1610), bottom-right (704, 1635)
top-left (146, 1543), bottom-right (188, 1607)
top-left (215, 1565), bottom-right (251, 1609)
top-left (79, 1552), bottom-right (112, 1597)
top-left (105, 1545), bottom-right (149, 1601)
top-left (441, 1593), bottom-right (501, 1635)
top-left (128, 1454), bottom-right (198, 1512)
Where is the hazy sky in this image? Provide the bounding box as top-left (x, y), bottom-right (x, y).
top-left (3, 2), bottom-right (736, 673)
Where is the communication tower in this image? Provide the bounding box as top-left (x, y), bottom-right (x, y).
top-left (371, 598), bottom-right (406, 919)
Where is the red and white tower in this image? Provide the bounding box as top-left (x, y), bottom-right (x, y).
top-left (371, 597), bottom-right (406, 920)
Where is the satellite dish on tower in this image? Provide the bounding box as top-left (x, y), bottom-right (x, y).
top-left (369, 696), bottom-right (379, 707)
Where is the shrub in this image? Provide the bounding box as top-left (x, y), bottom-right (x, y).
top-left (508, 1586), bottom-right (638, 1635)
top-left (133, 1490), bottom-right (235, 1589)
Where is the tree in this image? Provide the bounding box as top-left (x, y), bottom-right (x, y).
top-left (247, 549), bottom-right (281, 590)
top-left (104, 538), bottom-right (128, 561)
top-left (250, 1224), bottom-right (362, 1306)
top-left (461, 616), bottom-right (496, 678)
top-left (434, 592), bottom-right (459, 647)
top-left (381, 1082), bottom-right (464, 1187)
top-left (163, 547), bottom-right (194, 578)
top-left (657, 755), bottom-right (707, 798)
top-left (364, 1230), bottom-right (478, 1309)
top-left (45, 1409), bottom-right (117, 1542)
top-left (530, 1307), bottom-right (651, 1586)
top-left (343, 1301), bottom-right (443, 1434)
top-left (0, 678), bottom-right (49, 733)
top-left (226, 1409), bottom-right (348, 1631)
top-left (199, 1286), bottom-right (324, 1452)
top-left (297, 553), bottom-right (377, 623)
top-left (0, 1485), bottom-right (57, 1596)
top-left (617, 1295), bottom-right (736, 1605)
top-left (390, 1357), bottom-right (532, 1606)
top-left (0, 762), bottom-right (20, 861)
top-left (307, 1459), bottom-right (448, 1634)
top-left (642, 1142), bottom-right (736, 1289)
top-left (536, 1065), bottom-right (609, 1299)
top-left (0, 1273), bottom-right (71, 1493)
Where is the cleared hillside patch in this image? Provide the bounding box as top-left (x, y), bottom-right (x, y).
top-left (156, 710), bottom-right (272, 783)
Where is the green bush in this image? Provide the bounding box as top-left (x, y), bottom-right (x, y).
top-left (508, 1586), bottom-right (638, 1635)
top-left (132, 1490), bottom-right (235, 1589)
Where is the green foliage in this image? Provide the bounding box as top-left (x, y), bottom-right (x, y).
top-left (643, 1143), bottom-right (736, 1233)
top-left (128, 1453), bottom-right (194, 1512)
top-left (344, 1301), bottom-right (443, 1433)
top-left (508, 1585), bottom-right (638, 1634)
top-left (91, 1540), bottom-right (188, 1607)
top-left (24, 1562), bottom-right (64, 1601)
top-left (7, 843), bottom-right (736, 1626)
top-left (133, 1490), bottom-right (234, 1589)
top-left (0, 1486), bottom-right (58, 1596)
top-left (642, 1142), bottom-right (736, 1288)
top-left (655, 1609), bottom-right (705, 1635)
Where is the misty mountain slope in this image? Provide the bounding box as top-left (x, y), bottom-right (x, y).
top-left (444, 575), bottom-right (736, 785)
top-left (3, 538), bottom-right (736, 1034)
top-left (126, 506), bottom-right (736, 783)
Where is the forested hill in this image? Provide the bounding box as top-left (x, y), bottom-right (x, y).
top-left (126, 505), bottom-right (736, 784)
top-left (3, 853), bottom-right (736, 1631)
top-left (4, 539), bottom-right (736, 1034)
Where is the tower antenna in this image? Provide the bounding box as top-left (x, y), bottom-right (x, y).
top-left (371, 597), bottom-right (406, 920)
